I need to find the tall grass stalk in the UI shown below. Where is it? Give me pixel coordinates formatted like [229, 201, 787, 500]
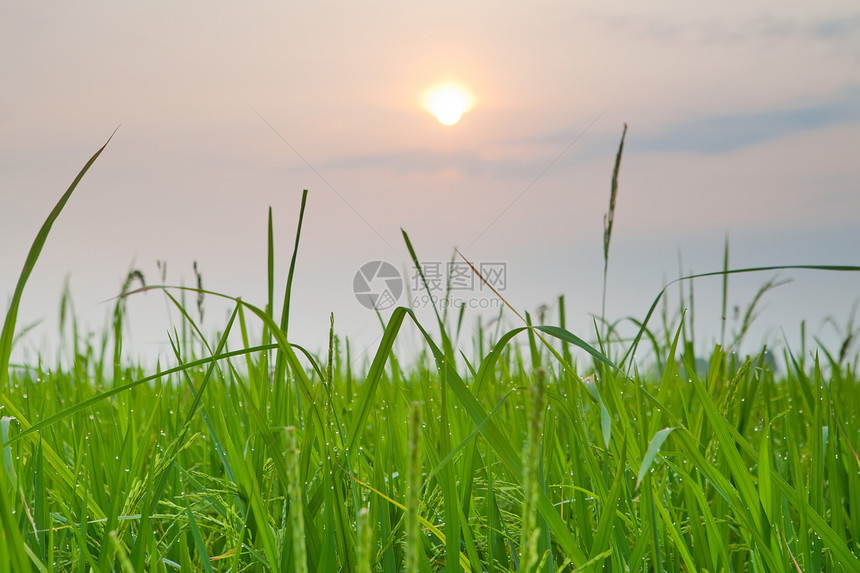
[721, 235, 730, 350]
[405, 401, 421, 573]
[287, 427, 308, 573]
[520, 370, 545, 573]
[356, 507, 373, 573]
[601, 123, 627, 344]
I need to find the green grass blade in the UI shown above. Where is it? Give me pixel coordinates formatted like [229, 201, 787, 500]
[636, 427, 675, 488]
[623, 264, 860, 367]
[0, 418, 18, 489]
[274, 189, 309, 388]
[344, 307, 407, 455]
[0, 453, 30, 573]
[1, 131, 115, 389]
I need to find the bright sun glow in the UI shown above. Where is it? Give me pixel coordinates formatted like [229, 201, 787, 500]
[423, 84, 473, 126]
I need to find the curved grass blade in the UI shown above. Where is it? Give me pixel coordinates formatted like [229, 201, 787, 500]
[1, 343, 271, 447]
[274, 189, 309, 386]
[636, 427, 676, 489]
[0, 451, 31, 572]
[623, 264, 860, 368]
[4, 282, 335, 449]
[1, 130, 116, 389]
[0, 417, 18, 489]
[344, 306, 407, 454]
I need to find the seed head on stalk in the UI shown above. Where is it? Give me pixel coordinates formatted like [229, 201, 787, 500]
[601, 123, 628, 342]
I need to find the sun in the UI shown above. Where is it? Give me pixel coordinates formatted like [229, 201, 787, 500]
[423, 83, 473, 126]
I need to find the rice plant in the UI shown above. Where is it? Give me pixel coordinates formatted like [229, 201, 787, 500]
[1, 134, 859, 572]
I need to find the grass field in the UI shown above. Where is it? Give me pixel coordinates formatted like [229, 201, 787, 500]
[1, 135, 859, 572]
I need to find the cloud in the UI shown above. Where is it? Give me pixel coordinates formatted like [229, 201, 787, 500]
[314, 90, 858, 178]
[758, 14, 860, 42]
[635, 94, 859, 154]
[317, 149, 547, 180]
[531, 89, 859, 157]
[589, 11, 860, 47]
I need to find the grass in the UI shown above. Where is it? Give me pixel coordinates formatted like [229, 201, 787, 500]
[1, 134, 860, 572]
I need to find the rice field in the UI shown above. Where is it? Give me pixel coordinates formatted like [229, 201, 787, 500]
[1, 135, 859, 572]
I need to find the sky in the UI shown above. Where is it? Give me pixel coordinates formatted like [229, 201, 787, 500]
[2, 1, 859, 370]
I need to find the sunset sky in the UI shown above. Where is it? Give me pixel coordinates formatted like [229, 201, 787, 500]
[3, 2, 859, 366]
